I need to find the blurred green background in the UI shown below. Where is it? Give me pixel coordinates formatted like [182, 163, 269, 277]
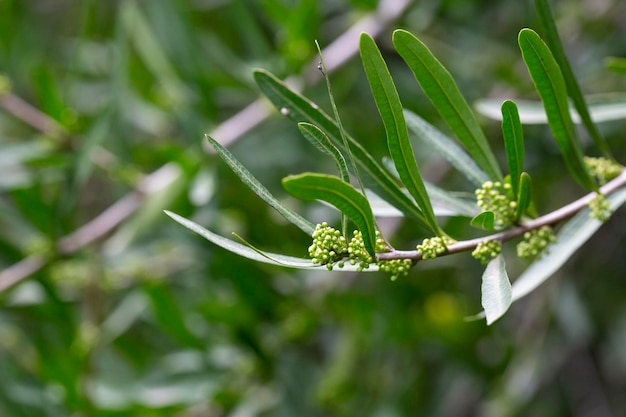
[1, 0, 626, 416]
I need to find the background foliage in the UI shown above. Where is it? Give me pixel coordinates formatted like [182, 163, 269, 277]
[2, 0, 626, 415]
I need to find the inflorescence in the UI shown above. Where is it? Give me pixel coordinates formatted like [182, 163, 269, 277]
[416, 236, 455, 260]
[472, 240, 502, 265]
[309, 223, 412, 279]
[475, 180, 517, 228]
[584, 156, 623, 185]
[588, 193, 612, 222]
[516, 225, 556, 259]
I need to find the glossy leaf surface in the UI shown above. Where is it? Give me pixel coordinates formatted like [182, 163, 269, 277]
[393, 29, 502, 181]
[501, 100, 524, 196]
[254, 69, 427, 224]
[359, 33, 439, 235]
[535, 0, 613, 158]
[481, 254, 512, 325]
[282, 173, 377, 257]
[518, 28, 598, 191]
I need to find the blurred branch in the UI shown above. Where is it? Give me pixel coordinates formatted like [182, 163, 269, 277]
[0, 92, 66, 138]
[377, 170, 626, 262]
[205, 0, 412, 149]
[0, 0, 412, 293]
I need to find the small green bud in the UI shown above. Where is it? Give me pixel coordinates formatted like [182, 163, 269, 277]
[416, 236, 455, 260]
[588, 193, 612, 222]
[584, 156, 623, 185]
[471, 240, 502, 265]
[378, 258, 413, 281]
[516, 226, 556, 259]
[475, 179, 517, 228]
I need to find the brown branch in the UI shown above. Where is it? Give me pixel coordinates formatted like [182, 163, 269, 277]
[376, 170, 626, 262]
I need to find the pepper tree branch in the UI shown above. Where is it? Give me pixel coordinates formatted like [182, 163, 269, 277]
[376, 169, 626, 262]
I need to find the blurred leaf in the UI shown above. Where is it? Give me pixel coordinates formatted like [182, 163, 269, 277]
[471, 211, 495, 230]
[282, 173, 377, 257]
[476, 94, 626, 124]
[518, 28, 598, 191]
[534, 0, 613, 159]
[393, 29, 502, 181]
[511, 187, 626, 303]
[253, 69, 427, 225]
[501, 100, 524, 196]
[206, 134, 315, 235]
[359, 33, 439, 236]
[605, 56, 626, 74]
[404, 110, 488, 187]
[515, 172, 532, 220]
[481, 254, 512, 325]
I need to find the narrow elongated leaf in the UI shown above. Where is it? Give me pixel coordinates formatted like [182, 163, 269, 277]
[518, 29, 598, 191]
[512, 188, 626, 302]
[298, 121, 350, 236]
[282, 173, 377, 257]
[393, 29, 502, 181]
[165, 211, 380, 272]
[298, 122, 349, 182]
[515, 172, 532, 220]
[316, 41, 365, 195]
[535, 0, 613, 159]
[359, 33, 440, 236]
[482, 254, 512, 325]
[471, 211, 495, 231]
[501, 100, 524, 196]
[404, 110, 488, 187]
[476, 94, 626, 124]
[205, 134, 315, 235]
[254, 69, 427, 225]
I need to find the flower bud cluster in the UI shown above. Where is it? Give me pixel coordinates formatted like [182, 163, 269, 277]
[345, 229, 388, 271]
[584, 156, 623, 185]
[378, 259, 413, 281]
[309, 223, 349, 270]
[309, 223, 391, 272]
[516, 226, 556, 259]
[475, 180, 517, 228]
[588, 193, 612, 222]
[416, 236, 455, 260]
[471, 240, 502, 265]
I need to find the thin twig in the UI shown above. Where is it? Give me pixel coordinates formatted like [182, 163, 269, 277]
[376, 170, 626, 262]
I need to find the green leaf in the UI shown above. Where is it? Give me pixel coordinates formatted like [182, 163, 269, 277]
[359, 33, 440, 236]
[481, 254, 512, 325]
[518, 28, 598, 191]
[205, 134, 315, 235]
[393, 29, 502, 181]
[515, 172, 532, 220]
[512, 187, 626, 302]
[471, 211, 495, 231]
[298, 122, 349, 182]
[405, 110, 488, 187]
[534, 0, 613, 159]
[606, 57, 626, 74]
[367, 186, 479, 218]
[253, 69, 427, 225]
[501, 100, 524, 196]
[315, 41, 364, 194]
[282, 173, 377, 257]
[165, 210, 378, 271]
[476, 94, 626, 124]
